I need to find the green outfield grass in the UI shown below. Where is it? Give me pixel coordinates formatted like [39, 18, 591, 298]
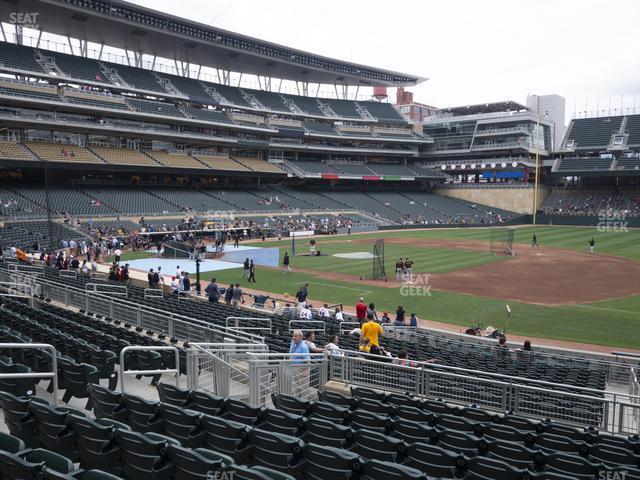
[193, 225, 640, 349]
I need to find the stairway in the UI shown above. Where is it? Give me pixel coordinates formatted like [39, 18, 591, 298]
[153, 72, 182, 96]
[354, 102, 375, 120]
[200, 83, 227, 104]
[240, 91, 265, 110]
[34, 51, 64, 76]
[99, 64, 129, 89]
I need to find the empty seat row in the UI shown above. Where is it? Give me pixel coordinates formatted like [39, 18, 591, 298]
[0, 389, 427, 480]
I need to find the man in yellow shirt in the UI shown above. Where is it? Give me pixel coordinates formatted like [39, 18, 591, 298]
[361, 313, 383, 347]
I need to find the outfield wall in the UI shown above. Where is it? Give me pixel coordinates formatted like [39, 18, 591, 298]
[435, 186, 549, 214]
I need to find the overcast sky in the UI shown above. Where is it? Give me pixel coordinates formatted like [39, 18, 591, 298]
[82, 0, 640, 117]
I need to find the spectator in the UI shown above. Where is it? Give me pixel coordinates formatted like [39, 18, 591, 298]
[304, 331, 323, 353]
[318, 304, 330, 317]
[355, 297, 367, 323]
[518, 339, 534, 362]
[334, 307, 344, 321]
[396, 351, 418, 367]
[148, 268, 155, 288]
[224, 284, 234, 305]
[361, 313, 383, 347]
[498, 336, 507, 347]
[358, 337, 371, 353]
[170, 276, 179, 294]
[395, 305, 406, 325]
[367, 303, 378, 322]
[182, 272, 191, 293]
[114, 246, 122, 264]
[253, 294, 269, 307]
[380, 311, 391, 324]
[409, 313, 418, 327]
[231, 283, 244, 307]
[289, 330, 310, 361]
[299, 304, 312, 320]
[324, 334, 342, 356]
[205, 277, 220, 303]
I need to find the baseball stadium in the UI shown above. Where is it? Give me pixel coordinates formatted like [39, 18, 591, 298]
[0, 1, 637, 479]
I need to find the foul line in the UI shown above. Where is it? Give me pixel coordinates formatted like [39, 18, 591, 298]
[571, 304, 639, 316]
[295, 281, 372, 295]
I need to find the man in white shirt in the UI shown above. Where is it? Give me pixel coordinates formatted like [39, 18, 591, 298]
[299, 305, 312, 320]
[318, 304, 330, 318]
[10, 244, 17, 258]
[114, 247, 122, 264]
[324, 334, 342, 356]
[334, 307, 344, 321]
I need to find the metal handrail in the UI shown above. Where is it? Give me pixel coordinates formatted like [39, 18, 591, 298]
[0, 343, 58, 406]
[4, 271, 264, 345]
[85, 283, 128, 296]
[119, 345, 180, 393]
[144, 288, 164, 299]
[0, 281, 36, 298]
[339, 350, 615, 399]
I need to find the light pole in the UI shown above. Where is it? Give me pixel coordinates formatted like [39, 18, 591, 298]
[532, 96, 541, 225]
[195, 257, 201, 295]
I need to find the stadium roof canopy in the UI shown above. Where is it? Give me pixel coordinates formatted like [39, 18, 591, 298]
[440, 101, 528, 115]
[1, 0, 426, 87]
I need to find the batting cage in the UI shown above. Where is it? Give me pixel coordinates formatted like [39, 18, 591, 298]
[372, 239, 387, 280]
[489, 227, 515, 257]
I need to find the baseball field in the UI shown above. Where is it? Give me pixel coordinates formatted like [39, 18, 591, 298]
[119, 225, 640, 349]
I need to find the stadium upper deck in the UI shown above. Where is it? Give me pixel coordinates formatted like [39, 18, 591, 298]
[0, 0, 425, 87]
[552, 114, 640, 177]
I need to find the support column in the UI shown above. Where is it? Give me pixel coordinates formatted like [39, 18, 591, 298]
[15, 25, 23, 45]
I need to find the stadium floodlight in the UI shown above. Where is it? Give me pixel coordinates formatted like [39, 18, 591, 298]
[471, 164, 476, 169]
[461, 164, 466, 169]
[450, 165, 456, 170]
[501, 162, 507, 168]
[480, 163, 486, 169]
[491, 162, 496, 168]
[512, 162, 518, 167]
[441, 165, 446, 170]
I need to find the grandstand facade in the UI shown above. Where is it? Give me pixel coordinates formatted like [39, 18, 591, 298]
[0, 0, 521, 235]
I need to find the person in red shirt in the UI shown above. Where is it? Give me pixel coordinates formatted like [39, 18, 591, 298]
[355, 297, 367, 324]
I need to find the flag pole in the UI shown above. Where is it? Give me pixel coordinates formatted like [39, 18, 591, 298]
[533, 96, 541, 225]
